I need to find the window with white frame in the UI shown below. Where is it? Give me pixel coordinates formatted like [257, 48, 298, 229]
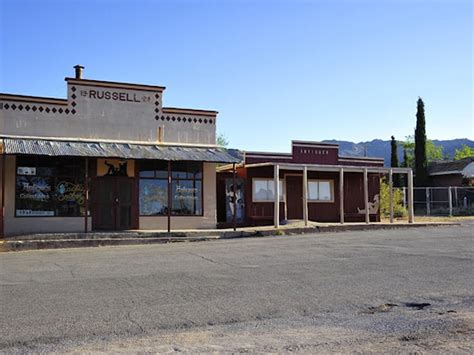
[308, 180, 334, 202]
[252, 179, 284, 202]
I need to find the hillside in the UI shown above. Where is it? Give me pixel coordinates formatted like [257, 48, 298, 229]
[322, 138, 474, 166]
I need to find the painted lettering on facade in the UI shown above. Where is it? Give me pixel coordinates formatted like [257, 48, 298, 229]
[81, 89, 151, 103]
[299, 148, 329, 155]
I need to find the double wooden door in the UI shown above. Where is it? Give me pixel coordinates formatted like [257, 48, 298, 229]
[92, 177, 137, 230]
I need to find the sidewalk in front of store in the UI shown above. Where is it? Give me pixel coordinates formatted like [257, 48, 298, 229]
[0, 219, 460, 252]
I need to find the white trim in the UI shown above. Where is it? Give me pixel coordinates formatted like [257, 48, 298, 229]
[307, 179, 335, 203]
[241, 162, 412, 174]
[339, 156, 384, 161]
[252, 177, 285, 203]
[339, 159, 384, 165]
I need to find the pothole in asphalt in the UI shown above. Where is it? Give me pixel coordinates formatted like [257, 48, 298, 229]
[404, 302, 431, 310]
[399, 334, 419, 342]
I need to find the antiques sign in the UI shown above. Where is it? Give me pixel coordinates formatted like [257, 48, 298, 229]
[81, 89, 152, 103]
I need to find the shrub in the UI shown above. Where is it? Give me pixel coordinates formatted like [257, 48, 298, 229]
[380, 179, 408, 218]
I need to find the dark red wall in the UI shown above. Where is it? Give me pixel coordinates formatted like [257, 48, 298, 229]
[217, 167, 382, 225]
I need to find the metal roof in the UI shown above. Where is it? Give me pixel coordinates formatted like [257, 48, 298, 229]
[1, 138, 242, 163]
[428, 157, 474, 176]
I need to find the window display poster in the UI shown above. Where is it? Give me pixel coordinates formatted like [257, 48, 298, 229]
[226, 178, 245, 223]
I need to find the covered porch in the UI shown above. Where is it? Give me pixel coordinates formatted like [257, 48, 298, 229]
[219, 162, 414, 229]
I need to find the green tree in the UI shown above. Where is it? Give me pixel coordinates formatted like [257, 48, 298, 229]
[217, 133, 229, 147]
[390, 136, 401, 186]
[403, 136, 443, 167]
[414, 97, 428, 186]
[454, 144, 474, 160]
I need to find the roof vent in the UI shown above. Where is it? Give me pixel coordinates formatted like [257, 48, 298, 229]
[73, 65, 84, 79]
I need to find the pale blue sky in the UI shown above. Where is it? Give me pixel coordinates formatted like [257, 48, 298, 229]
[1, 0, 472, 152]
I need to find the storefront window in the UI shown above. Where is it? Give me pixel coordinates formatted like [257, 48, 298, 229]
[252, 179, 284, 202]
[308, 180, 334, 202]
[171, 162, 202, 215]
[139, 161, 168, 215]
[139, 161, 203, 216]
[15, 156, 85, 217]
[139, 179, 168, 215]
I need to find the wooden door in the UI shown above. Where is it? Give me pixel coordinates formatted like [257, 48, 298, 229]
[92, 177, 136, 230]
[286, 175, 303, 219]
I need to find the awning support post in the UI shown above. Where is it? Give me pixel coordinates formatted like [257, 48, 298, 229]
[1, 153, 5, 238]
[363, 168, 369, 224]
[448, 186, 453, 217]
[274, 164, 279, 229]
[408, 169, 415, 223]
[84, 157, 89, 233]
[389, 168, 394, 224]
[339, 167, 344, 224]
[426, 187, 430, 216]
[232, 163, 237, 231]
[168, 160, 172, 233]
[303, 165, 308, 227]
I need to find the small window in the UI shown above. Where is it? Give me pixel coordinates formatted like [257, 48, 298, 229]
[308, 180, 334, 202]
[252, 178, 284, 202]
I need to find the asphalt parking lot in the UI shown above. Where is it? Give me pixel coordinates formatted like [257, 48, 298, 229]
[1, 223, 473, 353]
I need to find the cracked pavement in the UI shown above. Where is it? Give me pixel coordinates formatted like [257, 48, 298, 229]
[0, 223, 473, 353]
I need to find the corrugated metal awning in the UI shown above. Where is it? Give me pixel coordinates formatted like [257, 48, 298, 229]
[1, 138, 242, 163]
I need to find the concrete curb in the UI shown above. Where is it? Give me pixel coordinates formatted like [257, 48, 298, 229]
[0, 222, 459, 252]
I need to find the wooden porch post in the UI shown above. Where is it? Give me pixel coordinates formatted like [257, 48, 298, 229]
[363, 168, 369, 224]
[425, 187, 430, 216]
[167, 160, 172, 233]
[408, 169, 415, 223]
[448, 186, 453, 217]
[303, 166, 308, 226]
[274, 164, 279, 229]
[232, 163, 237, 231]
[84, 158, 89, 233]
[389, 168, 394, 224]
[339, 167, 344, 224]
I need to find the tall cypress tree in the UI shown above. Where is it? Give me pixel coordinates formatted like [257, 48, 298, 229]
[390, 136, 400, 186]
[414, 97, 428, 186]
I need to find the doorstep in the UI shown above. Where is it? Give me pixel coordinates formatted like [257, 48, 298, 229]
[0, 222, 458, 252]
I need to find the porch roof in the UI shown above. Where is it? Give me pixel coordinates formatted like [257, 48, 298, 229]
[218, 161, 412, 174]
[0, 136, 243, 163]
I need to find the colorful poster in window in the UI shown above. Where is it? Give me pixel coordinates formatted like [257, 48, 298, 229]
[55, 181, 85, 205]
[17, 176, 52, 202]
[226, 178, 245, 223]
[139, 179, 168, 215]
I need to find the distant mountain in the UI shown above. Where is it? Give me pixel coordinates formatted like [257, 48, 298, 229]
[322, 138, 474, 167]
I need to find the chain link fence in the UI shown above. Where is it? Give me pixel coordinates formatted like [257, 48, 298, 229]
[405, 186, 474, 216]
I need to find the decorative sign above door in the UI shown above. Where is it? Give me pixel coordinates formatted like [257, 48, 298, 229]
[97, 159, 135, 177]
